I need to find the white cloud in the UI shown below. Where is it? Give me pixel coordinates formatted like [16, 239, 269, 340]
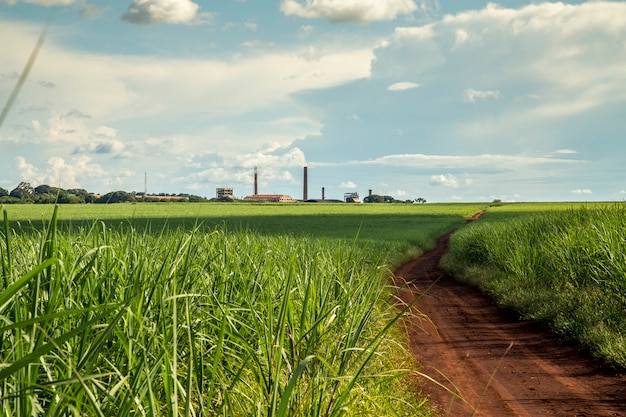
[430, 174, 458, 187]
[571, 188, 593, 195]
[178, 147, 307, 192]
[121, 0, 210, 25]
[0, 19, 371, 152]
[15, 155, 107, 189]
[463, 88, 500, 103]
[429, 173, 472, 188]
[340, 181, 357, 189]
[362, 153, 582, 170]
[280, 0, 418, 23]
[454, 28, 469, 48]
[387, 81, 421, 91]
[554, 149, 578, 155]
[229, 147, 306, 169]
[241, 40, 276, 48]
[375, 1, 626, 122]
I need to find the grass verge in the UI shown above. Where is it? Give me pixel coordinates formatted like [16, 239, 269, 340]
[441, 203, 626, 367]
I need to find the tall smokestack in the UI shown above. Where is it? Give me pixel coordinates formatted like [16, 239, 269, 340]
[322, 187, 325, 200]
[303, 166, 308, 201]
[254, 166, 258, 195]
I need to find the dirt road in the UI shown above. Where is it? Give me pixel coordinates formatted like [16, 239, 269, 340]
[394, 225, 626, 417]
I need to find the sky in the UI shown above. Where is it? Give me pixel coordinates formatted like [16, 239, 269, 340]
[1, 0, 625, 202]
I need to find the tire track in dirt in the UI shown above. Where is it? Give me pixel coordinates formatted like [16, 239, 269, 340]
[394, 217, 626, 417]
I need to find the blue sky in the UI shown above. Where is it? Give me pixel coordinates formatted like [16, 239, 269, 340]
[1, 0, 625, 202]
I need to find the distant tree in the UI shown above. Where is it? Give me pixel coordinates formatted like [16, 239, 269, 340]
[34, 194, 57, 204]
[67, 188, 97, 203]
[96, 191, 136, 204]
[0, 187, 8, 197]
[363, 194, 383, 203]
[414, 197, 427, 204]
[0, 196, 21, 204]
[34, 184, 56, 195]
[187, 194, 208, 202]
[10, 182, 34, 201]
[363, 194, 395, 203]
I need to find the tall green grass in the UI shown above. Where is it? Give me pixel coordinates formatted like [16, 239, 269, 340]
[442, 204, 626, 367]
[0, 206, 428, 416]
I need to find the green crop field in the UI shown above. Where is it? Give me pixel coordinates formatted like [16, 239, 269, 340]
[3, 202, 486, 266]
[0, 202, 486, 416]
[443, 202, 626, 367]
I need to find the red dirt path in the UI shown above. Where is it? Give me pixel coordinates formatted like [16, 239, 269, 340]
[394, 215, 626, 417]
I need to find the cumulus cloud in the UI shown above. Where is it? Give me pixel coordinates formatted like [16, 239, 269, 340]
[15, 155, 106, 189]
[571, 188, 592, 195]
[178, 147, 307, 192]
[229, 147, 306, 169]
[280, 0, 418, 23]
[340, 181, 357, 188]
[429, 173, 472, 188]
[374, 1, 626, 121]
[121, 0, 210, 25]
[0, 18, 370, 149]
[387, 81, 421, 91]
[463, 88, 500, 103]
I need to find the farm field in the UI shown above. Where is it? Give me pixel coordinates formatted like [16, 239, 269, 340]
[3, 202, 486, 264]
[0, 202, 486, 416]
[443, 202, 626, 367]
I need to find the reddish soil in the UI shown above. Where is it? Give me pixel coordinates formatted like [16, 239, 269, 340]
[394, 215, 626, 417]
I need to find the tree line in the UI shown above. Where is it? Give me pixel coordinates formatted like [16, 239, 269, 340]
[363, 194, 427, 204]
[0, 182, 208, 204]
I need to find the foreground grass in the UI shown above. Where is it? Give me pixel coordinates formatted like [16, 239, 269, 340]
[1, 203, 488, 416]
[442, 203, 626, 367]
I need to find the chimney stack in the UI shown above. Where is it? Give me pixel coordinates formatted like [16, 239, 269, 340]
[254, 166, 258, 195]
[303, 166, 308, 201]
[322, 187, 325, 200]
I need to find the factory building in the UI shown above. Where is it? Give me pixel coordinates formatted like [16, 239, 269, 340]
[216, 187, 235, 200]
[243, 166, 295, 202]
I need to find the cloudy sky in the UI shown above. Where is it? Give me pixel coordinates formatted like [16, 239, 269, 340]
[1, 0, 625, 202]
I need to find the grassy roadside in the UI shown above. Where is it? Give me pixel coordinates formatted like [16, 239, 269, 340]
[0, 203, 487, 415]
[441, 203, 626, 367]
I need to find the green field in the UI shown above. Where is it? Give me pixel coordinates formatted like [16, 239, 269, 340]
[443, 202, 626, 367]
[3, 202, 485, 265]
[0, 202, 486, 416]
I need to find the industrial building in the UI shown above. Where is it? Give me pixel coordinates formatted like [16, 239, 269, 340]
[243, 194, 295, 202]
[243, 166, 295, 202]
[216, 187, 235, 200]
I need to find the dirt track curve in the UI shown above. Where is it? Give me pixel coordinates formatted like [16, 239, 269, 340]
[394, 214, 626, 417]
